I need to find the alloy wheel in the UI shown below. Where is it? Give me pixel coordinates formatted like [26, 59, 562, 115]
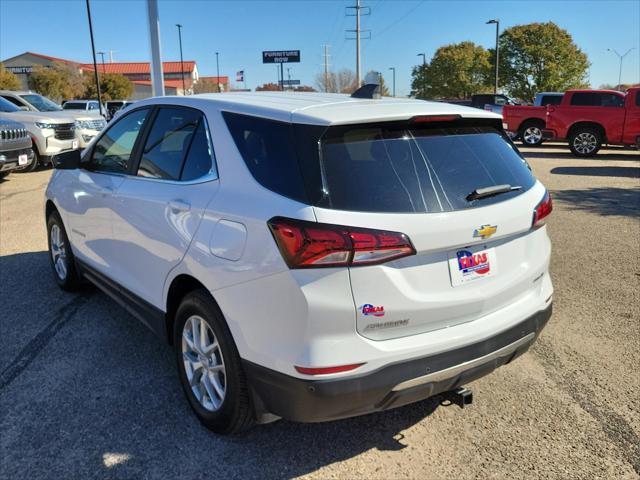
[50, 224, 68, 280]
[181, 315, 226, 412]
[573, 132, 597, 154]
[523, 126, 542, 145]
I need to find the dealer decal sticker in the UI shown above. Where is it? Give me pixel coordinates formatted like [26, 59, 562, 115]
[449, 247, 497, 286]
[361, 304, 385, 317]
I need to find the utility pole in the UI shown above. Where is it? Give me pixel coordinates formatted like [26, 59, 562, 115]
[347, 0, 370, 87]
[97, 51, 106, 73]
[322, 45, 331, 92]
[388, 67, 396, 97]
[215, 52, 220, 92]
[607, 48, 636, 90]
[486, 19, 499, 94]
[176, 24, 186, 94]
[109, 50, 115, 63]
[146, 0, 165, 96]
[85, 0, 103, 111]
[287, 67, 291, 91]
[417, 52, 426, 99]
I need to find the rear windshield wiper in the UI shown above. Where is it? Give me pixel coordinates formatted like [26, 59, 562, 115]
[466, 184, 521, 202]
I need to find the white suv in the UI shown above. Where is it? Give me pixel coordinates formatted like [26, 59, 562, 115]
[45, 90, 553, 434]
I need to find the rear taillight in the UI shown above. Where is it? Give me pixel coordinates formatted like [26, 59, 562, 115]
[532, 191, 553, 228]
[268, 217, 416, 268]
[294, 363, 365, 375]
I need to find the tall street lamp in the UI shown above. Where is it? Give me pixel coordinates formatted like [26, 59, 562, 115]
[388, 67, 396, 97]
[486, 19, 500, 94]
[215, 52, 220, 92]
[607, 48, 636, 90]
[85, 0, 102, 114]
[417, 53, 426, 99]
[176, 24, 186, 94]
[97, 51, 106, 74]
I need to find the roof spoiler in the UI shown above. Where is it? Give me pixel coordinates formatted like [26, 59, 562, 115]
[351, 71, 381, 99]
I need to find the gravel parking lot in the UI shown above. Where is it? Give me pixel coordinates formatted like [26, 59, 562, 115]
[1, 146, 639, 479]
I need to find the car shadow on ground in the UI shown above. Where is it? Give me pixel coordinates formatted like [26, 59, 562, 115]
[523, 151, 638, 161]
[0, 250, 449, 479]
[551, 166, 640, 178]
[552, 187, 640, 218]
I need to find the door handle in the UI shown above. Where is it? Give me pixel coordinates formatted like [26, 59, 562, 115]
[169, 199, 191, 213]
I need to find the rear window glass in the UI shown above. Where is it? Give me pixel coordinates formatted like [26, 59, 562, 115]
[317, 124, 534, 213]
[223, 113, 534, 213]
[540, 95, 562, 106]
[63, 102, 85, 109]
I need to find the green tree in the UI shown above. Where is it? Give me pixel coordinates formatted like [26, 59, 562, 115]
[83, 73, 133, 101]
[497, 22, 590, 101]
[410, 42, 492, 99]
[0, 63, 21, 90]
[29, 62, 85, 101]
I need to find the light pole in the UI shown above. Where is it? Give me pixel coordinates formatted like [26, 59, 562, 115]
[417, 53, 426, 99]
[176, 24, 186, 94]
[85, 0, 102, 113]
[215, 52, 220, 92]
[97, 51, 106, 74]
[388, 67, 396, 97]
[607, 48, 636, 90]
[486, 19, 499, 94]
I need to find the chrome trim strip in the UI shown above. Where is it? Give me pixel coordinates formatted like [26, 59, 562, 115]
[391, 332, 535, 392]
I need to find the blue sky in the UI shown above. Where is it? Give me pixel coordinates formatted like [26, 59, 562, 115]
[1, 0, 639, 96]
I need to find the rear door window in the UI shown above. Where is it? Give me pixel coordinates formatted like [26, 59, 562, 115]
[571, 92, 624, 107]
[137, 107, 200, 180]
[540, 95, 562, 106]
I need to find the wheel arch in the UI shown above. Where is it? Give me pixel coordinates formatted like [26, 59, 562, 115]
[45, 199, 58, 220]
[567, 122, 606, 142]
[165, 274, 212, 345]
[519, 117, 546, 131]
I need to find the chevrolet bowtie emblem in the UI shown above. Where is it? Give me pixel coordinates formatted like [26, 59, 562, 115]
[473, 224, 497, 239]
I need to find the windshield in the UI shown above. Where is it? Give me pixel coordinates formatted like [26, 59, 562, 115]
[21, 94, 62, 112]
[0, 96, 20, 113]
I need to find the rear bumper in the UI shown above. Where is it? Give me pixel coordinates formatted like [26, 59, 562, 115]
[244, 303, 552, 423]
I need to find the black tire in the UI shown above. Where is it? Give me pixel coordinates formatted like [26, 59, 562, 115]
[569, 127, 602, 157]
[0, 172, 8, 180]
[519, 121, 545, 147]
[47, 210, 81, 291]
[174, 289, 255, 434]
[17, 150, 39, 173]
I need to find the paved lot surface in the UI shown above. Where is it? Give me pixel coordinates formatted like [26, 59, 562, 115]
[1, 145, 639, 479]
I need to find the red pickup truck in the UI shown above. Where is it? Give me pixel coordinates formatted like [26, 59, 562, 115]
[502, 93, 564, 146]
[543, 88, 640, 157]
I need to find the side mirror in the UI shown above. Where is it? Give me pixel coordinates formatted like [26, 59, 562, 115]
[52, 149, 81, 169]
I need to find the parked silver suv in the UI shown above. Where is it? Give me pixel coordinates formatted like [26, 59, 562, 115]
[0, 117, 34, 178]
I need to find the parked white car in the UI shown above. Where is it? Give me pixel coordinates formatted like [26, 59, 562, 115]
[0, 91, 107, 149]
[45, 89, 553, 434]
[0, 96, 77, 172]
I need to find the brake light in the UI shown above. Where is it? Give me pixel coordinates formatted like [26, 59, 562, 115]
[268, 217, 416, 268]
[532, 191, 553, 228]
[295, 363, 365, 375]
[410, 114, 461, 123]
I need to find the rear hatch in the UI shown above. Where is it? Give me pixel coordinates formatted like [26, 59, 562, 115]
[308, 117, 550, 340]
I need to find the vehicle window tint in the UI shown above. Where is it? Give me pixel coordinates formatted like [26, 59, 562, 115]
[636, 93, 640, 107]
[1, 95, 24, 107]
[540, 95, 562, 106]
[222, 112, 308, 202]
[571, 92, 624, 107]
[89, 108, 149, 174]
[316, 124, 535, 213]
[181, 118, 216, 181]
[137, 107, 200, 180]
[63, 102, 84, 109]
[601, 93, 624, 107]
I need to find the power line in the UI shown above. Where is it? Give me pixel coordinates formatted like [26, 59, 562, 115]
[322, 44, 331, 92]
[372, 0, 425, 40]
